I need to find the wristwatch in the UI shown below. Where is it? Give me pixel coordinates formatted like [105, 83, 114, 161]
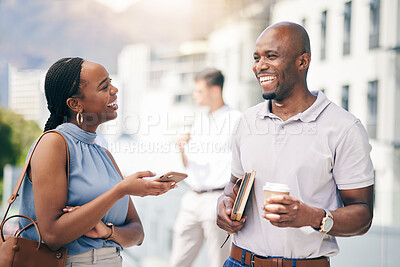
[104, 223, 114, 241]
[319, 209, 334, 233]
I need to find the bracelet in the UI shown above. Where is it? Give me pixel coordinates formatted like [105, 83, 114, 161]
[104, 223, 114, 241]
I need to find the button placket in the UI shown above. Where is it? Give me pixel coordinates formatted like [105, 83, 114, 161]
[274, 123, 286, 144]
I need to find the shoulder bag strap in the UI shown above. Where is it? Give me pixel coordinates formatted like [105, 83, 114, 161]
[1, 130, 70, 223]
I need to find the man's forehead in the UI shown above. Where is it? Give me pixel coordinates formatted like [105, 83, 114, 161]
[255, 32, 282, 50]
[259, 25, 288, 41]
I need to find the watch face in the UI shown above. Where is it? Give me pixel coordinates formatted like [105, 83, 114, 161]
[323, 218, 334, 231]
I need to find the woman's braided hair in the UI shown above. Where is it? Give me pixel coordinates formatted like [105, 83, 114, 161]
[44, 57, 84, 132]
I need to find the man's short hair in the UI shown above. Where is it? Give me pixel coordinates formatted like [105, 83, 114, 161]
[195, 68, 224, 91]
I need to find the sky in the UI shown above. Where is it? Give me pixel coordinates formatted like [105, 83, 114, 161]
[93, 0, 138, 12]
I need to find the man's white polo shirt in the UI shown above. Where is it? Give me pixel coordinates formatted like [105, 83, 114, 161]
[231, 91, 374, 259]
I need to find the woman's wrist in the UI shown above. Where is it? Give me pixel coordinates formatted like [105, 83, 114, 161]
[114, 181, 128, 198]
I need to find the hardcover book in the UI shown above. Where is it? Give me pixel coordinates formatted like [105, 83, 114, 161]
[230, 170, 256, 221]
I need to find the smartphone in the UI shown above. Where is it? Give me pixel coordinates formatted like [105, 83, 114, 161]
[154, 171, 188, 183]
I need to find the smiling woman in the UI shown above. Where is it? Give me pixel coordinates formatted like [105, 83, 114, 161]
[17, 57, 177, 266]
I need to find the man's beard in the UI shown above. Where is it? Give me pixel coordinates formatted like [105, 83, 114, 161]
[262, 92, 276, 100]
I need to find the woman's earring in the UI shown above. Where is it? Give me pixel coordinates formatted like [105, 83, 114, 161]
[76, 112, 84, 125]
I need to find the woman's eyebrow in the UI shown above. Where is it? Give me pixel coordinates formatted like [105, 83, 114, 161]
[97, 77, 108, 88]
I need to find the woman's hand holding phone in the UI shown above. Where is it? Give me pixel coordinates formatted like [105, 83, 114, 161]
[154, 171, 188, 183]
[121, 171, 176, 197]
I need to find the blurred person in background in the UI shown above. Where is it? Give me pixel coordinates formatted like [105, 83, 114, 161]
[216, 21, 374, 267]
[18, 57, 176, 267]
[169, 68, 242, 267]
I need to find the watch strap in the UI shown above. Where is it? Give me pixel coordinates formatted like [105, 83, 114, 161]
[323, 208, 333, 219]
[104, 223, 114, 241]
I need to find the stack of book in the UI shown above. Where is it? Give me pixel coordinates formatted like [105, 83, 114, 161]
[230, 170, 256, 221]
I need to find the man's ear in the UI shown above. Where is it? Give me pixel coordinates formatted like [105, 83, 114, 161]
[66, 97, 82, 113]
[298, 53, 311, 72]
[210, 85, 222, 96]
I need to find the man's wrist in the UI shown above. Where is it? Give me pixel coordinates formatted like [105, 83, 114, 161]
[311, 208, 326, 230]
[230, 176, 238, 183]
[224, 188, 237, 201]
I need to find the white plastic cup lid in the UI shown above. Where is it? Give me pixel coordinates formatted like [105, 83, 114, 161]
[263, 182, 290, 193]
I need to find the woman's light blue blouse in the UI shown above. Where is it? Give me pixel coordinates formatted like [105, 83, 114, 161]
[19, 123, 129, 255]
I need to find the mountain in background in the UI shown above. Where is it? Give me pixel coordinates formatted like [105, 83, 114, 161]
[0, 0, 225, 73]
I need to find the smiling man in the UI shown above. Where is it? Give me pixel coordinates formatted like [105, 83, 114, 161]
[216, 21, 374, 267]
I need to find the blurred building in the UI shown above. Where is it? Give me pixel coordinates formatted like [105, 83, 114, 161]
[115, 1, 274, 140]
[0, 60, 9, 108]
[116, 1, 275, 266]
[8, 67, 48, 127]
[116, 41, 207, 141]
[116, 44, 150, 137]
[271, 0, 400, 227]
[207, 0, 273, 110]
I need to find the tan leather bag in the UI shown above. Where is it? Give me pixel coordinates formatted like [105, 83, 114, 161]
[0, 130, 69, 267]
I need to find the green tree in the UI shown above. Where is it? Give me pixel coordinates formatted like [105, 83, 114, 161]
[0, 121, 16, 172]
[0, 107, 42, 203]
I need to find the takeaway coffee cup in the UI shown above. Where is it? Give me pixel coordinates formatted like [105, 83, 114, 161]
[263, 182, 290, 205]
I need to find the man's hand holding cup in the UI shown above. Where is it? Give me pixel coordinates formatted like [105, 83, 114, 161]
[262, 182, 291, 224]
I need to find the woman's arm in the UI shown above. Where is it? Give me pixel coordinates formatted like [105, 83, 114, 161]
[30, 133, 174, 251]
[106, 198, 144, 247]
[63, 198, 144, 248]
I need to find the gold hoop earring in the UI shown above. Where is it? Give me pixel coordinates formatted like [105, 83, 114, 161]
[76, 112, 84, 125]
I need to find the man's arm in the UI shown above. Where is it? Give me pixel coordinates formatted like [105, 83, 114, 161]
[324, 185, 373, 236]
[262, 185, 374, 236]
